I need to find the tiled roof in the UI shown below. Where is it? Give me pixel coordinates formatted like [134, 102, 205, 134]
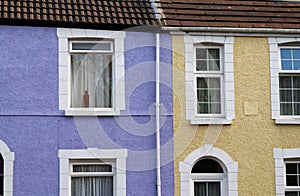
[0, 0, 158, 29]
[158, 0, 300, 29]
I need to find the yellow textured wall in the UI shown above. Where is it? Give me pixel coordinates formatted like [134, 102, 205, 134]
[172, 36, 300, 195]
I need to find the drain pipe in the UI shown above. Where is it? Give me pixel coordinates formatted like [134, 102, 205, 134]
[155, 31, 162, 196]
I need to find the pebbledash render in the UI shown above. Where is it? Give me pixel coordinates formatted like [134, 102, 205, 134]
[0, 25, 173, 195]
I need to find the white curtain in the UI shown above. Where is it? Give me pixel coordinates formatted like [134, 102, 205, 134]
[71, 54, 112, 108]
[71, 176, 113, 196]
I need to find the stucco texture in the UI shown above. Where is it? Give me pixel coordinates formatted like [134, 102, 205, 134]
[173, 35, 300, 195]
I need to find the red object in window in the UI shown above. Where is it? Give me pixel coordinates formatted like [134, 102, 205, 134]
[84, 91, 89, 107]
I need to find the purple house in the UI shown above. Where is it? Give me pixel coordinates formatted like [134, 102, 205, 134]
[0, 1, 173, 196]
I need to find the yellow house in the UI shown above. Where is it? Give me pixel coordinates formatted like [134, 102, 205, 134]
[158, 0, 300, 195]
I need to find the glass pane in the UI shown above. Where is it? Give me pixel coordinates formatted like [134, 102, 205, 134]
[294, 103, 300, 115]
[210, 103, 221, 114]
[294, 77, 300, 88]
[286, 163, 298, 174]
[196, 49, 206, 59]
[72, 42, 112, 51]
[196, 60, 207, 71]
[280, 76, 292, 88]
[198, 103, 209, 114]
[209, 90, 221, 102]
[281, 49, 292, 59]
[294, 90, 300, 102]
[197, 78, 208, 88]
[73, 165, 112, 173]
[71, 176, 113, 196]
[208, 49, 219, 60]
[280, 90, 292, 102]
[287, 175, 298, 186]
[71, 54, 112, 108]
[285, 191, 300, 196]
[197, 90, 209, 102]
[208, 182, 221, 196]
[294, 60, 300, 70]
[209, 78, 220, 88]
[281, 103, 293, 115]
[285, 192, 299, 196]
[208, 60, 220, 71]
[293, 49, 300, 59]
[282, 60, 293, 70]
[194, 182, 206, 196]
[192, 159, 224, 173]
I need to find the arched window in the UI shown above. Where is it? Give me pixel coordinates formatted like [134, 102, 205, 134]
[179, 145, 238, 196]
[191, 158, 226, 196]
[0, 154, 3, 196]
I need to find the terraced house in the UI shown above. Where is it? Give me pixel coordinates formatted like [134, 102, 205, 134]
[0, 0, 300, 196]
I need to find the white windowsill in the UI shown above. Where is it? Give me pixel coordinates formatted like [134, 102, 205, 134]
[65, 108, 121, 116]
[275, 118, 300, 124]
[191, 118, 233, 125]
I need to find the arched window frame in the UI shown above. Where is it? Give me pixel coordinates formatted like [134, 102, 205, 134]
[0, 140, 15, 196]
[179, 144, 238, 196]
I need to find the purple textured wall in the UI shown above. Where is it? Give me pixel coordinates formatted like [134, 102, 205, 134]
[0, 26, 173, 196]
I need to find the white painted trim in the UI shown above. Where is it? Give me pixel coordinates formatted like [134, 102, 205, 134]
[0, 140, 15, 196]
[273, 148, 300, 196]
[58, 148, 127, 196]
[57, 28, 126, 116]
[179, 144, 238, 196]
[269, 38, 300, 124]
[184, 35, 235, 124]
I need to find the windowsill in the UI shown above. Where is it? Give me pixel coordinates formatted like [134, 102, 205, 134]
[190, 118, 233, 125]
[65, 108, 121, 116]
[275, 117, 300, 124]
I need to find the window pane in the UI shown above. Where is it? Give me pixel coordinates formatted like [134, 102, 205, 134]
[71, 176, 113, 196]
[208, 60, 220, 71]
[287, 175, 298, 186]
[196, 60, 207, 71]
[294, 104, 300, 115]
[281, 103, 293, 115]
[286, 163, 298, 174]
[280, 90, 292, 102]
[194, 182, 206, 196]
[73, 165, 112, 173]
[294, 77, 300, 88]
[293, 49, 300, 59]
[208, 49, 219, 60]
[196, 49, 206, 59]
[294, 91, 300, 102]
[281, 49, 292, 59]
[192, 159, 224, 173]
[209, 90, 221, 102]
[71, 54, 112, 108]
[198, 103, 209, 114]
[208, 182, 221, 196]
[197, 78, 208, 88]
[210, 103, 221, 114]
[294, 60, 300, 70]
[72, 42, 112, 51]
[280, 76, 292, 88]
[197, 90, 208, 102]
[209, 78, 220, 88]
[285, 192, 299, 196]
[282, 60, 293, 70]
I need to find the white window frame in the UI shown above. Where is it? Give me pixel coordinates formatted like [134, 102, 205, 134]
[0, 140, 14, 196]
[284, 160, 300, 193]
[57, 28, 126, 116]
[269, 38, 300, 124]
[179, 144, 238, 196]
[184, 35, 235, 124]
[58, 148, 127, 196]
[273, 148, 300, 195]
[194, 46, 225, 118]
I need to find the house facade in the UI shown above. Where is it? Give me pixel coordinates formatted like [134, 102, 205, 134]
[0, 1, 174, 196]
[157, 0, 300, 195]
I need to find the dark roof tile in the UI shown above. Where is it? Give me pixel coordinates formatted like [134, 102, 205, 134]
[0, 0, 158, 29]
[159, 0, 300, 29]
